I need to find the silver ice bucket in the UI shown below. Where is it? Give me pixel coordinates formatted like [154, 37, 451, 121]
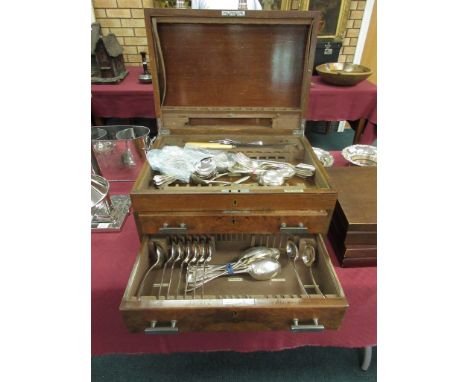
[91, 125, 151, 182]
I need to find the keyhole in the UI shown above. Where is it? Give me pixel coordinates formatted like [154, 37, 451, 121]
[232, 218, 236, 225]
[233, 200, 238, 207]
[232, 311, 238, 318]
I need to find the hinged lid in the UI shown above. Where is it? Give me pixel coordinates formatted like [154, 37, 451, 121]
[145, 9, 321, 135]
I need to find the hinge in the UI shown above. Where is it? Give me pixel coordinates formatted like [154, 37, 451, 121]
[156, 118, 170, 136]
[293, 119, 306, 136]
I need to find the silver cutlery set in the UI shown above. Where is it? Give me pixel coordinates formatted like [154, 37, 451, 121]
[153, 149, 316, 188]
[138, 235, 325, 299]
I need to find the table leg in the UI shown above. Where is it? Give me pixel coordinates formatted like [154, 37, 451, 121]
[353, 118, 367, 144]
[361, 346, 372, 371]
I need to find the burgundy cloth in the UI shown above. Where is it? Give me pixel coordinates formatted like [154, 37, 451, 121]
[307, 76, 377, 124]
[92, 68, 156, 118]
[359, 121, 377, 145]
[308, 76, 377, 145]
[92, 152, 376, 355]
[91, 68, 377, 143]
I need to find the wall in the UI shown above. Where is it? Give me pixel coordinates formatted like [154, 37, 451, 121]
[339, 0, 366, 64]
[92, 0, 366, 66]
[93, 0, 153, 66]
[360, 0, 376, 83]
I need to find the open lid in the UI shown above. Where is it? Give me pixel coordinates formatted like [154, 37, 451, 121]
[145, 9, 321, 135]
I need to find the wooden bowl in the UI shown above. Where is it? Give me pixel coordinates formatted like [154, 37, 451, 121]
[316, 63, 372, 86]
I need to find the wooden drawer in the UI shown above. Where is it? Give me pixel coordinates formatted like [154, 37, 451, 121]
[120, 233, 348, 333]
[131, 136, 337, 215]
[135, 210, 332, 236]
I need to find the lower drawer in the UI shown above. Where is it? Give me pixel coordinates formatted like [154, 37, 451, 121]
[120, 233, 348, 333]
[135, 210, 331, 236]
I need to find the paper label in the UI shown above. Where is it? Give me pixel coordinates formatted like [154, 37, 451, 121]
[221, 10, 245, 16]
[222, 298, 255, 306]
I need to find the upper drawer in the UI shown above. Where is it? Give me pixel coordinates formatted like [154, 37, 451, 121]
[120, 233, 348, 333]
[131, 135, 337, 214]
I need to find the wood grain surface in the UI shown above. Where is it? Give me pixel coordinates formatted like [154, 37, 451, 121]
[327, 166, 377, 230]
[327, 166, 377, 267]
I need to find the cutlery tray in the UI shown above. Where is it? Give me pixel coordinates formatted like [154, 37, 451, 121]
[120, 233, 348, 333]
[132, 135, 337, 235]
[134, 134, 328, 193]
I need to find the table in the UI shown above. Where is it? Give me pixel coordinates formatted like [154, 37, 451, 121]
[91, 67, 155, 121]
[307, 77, 377, 145]
[91, 152, 376, 358]
[91, 67, 377, 144]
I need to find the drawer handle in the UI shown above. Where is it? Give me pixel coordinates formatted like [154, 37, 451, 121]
[144, 320, 179, 334]
[290, 318, 324, 333]
[159, 223, 188, 234]
[280, 223, 308, 234]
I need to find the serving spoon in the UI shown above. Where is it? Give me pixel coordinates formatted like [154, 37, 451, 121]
[286, 241, 309, 296]
[301, 244, 324, 298]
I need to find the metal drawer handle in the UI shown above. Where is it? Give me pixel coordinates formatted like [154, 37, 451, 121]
[144, 320, 179, 335]
[290, 318, 325, 333]
[159, 223, 188, 234]
[280, 223, 308, 234]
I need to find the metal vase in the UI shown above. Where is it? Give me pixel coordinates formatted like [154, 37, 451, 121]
[91, 125, 151, 182]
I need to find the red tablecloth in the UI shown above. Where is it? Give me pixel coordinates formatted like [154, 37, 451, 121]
[92, 68, 156, 119]
[91, 67, 377, 144]
[91, 152, 376, 355]
[307, 77, 377, 124]
[307, 77, 377, 145]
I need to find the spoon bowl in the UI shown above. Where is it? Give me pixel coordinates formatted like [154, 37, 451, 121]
[301, 245, 316, 267]
[246, 259, 281, 281]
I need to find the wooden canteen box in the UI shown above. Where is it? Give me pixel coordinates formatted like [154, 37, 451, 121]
[121, 9, 348, 334]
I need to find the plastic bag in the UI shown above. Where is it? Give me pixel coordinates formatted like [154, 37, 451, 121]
[146, 146, 232, 182]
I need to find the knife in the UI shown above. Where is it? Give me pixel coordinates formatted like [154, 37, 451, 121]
[185, 141, 295, 150]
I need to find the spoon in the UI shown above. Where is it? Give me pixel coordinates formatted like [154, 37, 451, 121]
[137, 243, 165, 298]
[201, 238, 214, 299]
[238, 247, 280, 266]
[202, 247, 279, 276]
[158, 240, 177, 298]
[153, 174, 176, 188]
[301, 245, 325, 298]
[188, 246, 280, 285]
[286, 241, 309, 296]
[184, 240, 199, 299]
[187, 259, 281, 290]
[258, 170, 285, 186]
[241, 258, 281, 280]
[190, 239, 200, 298]
[166, 240, 184, 298]
[176, 237, 192, 299]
